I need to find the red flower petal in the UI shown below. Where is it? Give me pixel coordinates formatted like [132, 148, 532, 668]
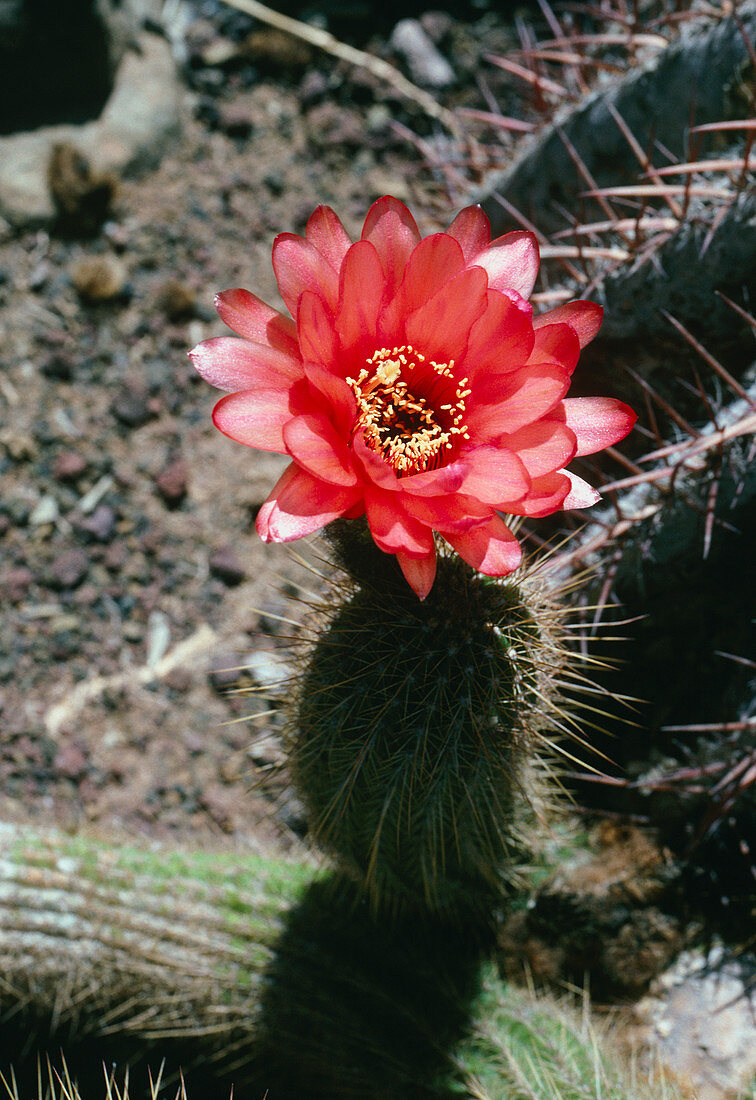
[534, 299, 603, 349]
[528, 322, 581, 373]
[442, 513, 522, 576]
[361, 196, 421, 298]
[404, 265, 489, 363]
[396, 549, 437, 600]
[364, 489, 435, 556]
[561, 397, 637, 455]
[272, 233, 339, 317]
[305, 205, 352, 270]
[283, 413, 358, 486]
[464, 289, 535, 381]
[189, 336, 303, 392]
[399, 491, 490, 533]
[256, 463, 362, 542]
[506, 472, 571, 517]
[212, 386, 303, 451]
[335, 240, 386, 358]
[304, 363, 357, 436]
[467, 363, 570, 438]
[500, 418, 577, 478]
[456, 445, 530, 505]
[472, 231, 540, 299]
[297, 290, 338, 367]
[445, 205, 491, 261]
[381, 233, 466, 336]
[563, 471, 601, 509]
[214, 289, 299, 356]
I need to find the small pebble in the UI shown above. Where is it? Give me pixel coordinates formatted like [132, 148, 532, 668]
[209, 652, 242, 691]
[156, 459, 188, 506]
[209, 545, 246, 586]
[29, 496, 59, 526]
[53, 451, 87, 481]
[70, 255, 128, 302]
[103, 541, 129, 572]
[46, 548, 89, 590]
[217, 102, 255, 138]
[73, 503, 117, 543]
[111, 384, 151, 427]
[157, 278, 197, 321]
[3, 566, 35, 603]
[55, 742, 88, 780]
[389, 18, 455, 88]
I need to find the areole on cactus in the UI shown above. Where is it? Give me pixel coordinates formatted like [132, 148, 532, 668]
[189, 196, 636, 598]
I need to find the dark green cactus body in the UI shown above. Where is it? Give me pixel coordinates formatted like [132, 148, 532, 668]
[291, 521, 557, 920]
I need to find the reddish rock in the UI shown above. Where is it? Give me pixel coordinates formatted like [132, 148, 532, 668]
[55, 742, 89, 780]
[53, 450, 88, 481]
[156, 459, 188, 506]
[3, 566, 34, 603]
[103, 541, 129, 572]
[46, 548, 89, 590]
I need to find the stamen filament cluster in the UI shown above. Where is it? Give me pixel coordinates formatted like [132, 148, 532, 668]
[347, 345, 470, 476]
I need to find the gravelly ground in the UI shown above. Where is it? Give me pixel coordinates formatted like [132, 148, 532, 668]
[0, 3, 523, 850]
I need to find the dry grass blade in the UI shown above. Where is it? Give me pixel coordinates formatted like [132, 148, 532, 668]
[533, 32, 669, 49]
[514, 47, 624, 72]
[216, 0, 462, 138]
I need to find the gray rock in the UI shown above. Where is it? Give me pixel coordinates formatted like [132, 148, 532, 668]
[208, 546, 246, 586]
[111, 384, 150, 427]
[0, 32, 182, 228]
[208, 653, 242, 691]
[389, 18, 455, 89]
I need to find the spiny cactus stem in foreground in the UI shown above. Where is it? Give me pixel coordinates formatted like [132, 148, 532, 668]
[287, 519, 573, 921]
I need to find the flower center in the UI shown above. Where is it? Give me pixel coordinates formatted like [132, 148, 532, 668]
[347, 346, 470, 476]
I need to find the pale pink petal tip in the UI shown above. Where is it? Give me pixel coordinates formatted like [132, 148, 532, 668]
[473, 230, 540, 300]
[562, 471, 601, 509]
[562, 397, 637, 456]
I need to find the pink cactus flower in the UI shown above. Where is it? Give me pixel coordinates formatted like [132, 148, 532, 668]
[190, 197, 636, 598]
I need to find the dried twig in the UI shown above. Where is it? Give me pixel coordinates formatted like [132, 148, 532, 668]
[218, 0, 463, 138]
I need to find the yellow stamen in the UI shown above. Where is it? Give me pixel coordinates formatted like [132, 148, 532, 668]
[346, 346, 470, 476]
